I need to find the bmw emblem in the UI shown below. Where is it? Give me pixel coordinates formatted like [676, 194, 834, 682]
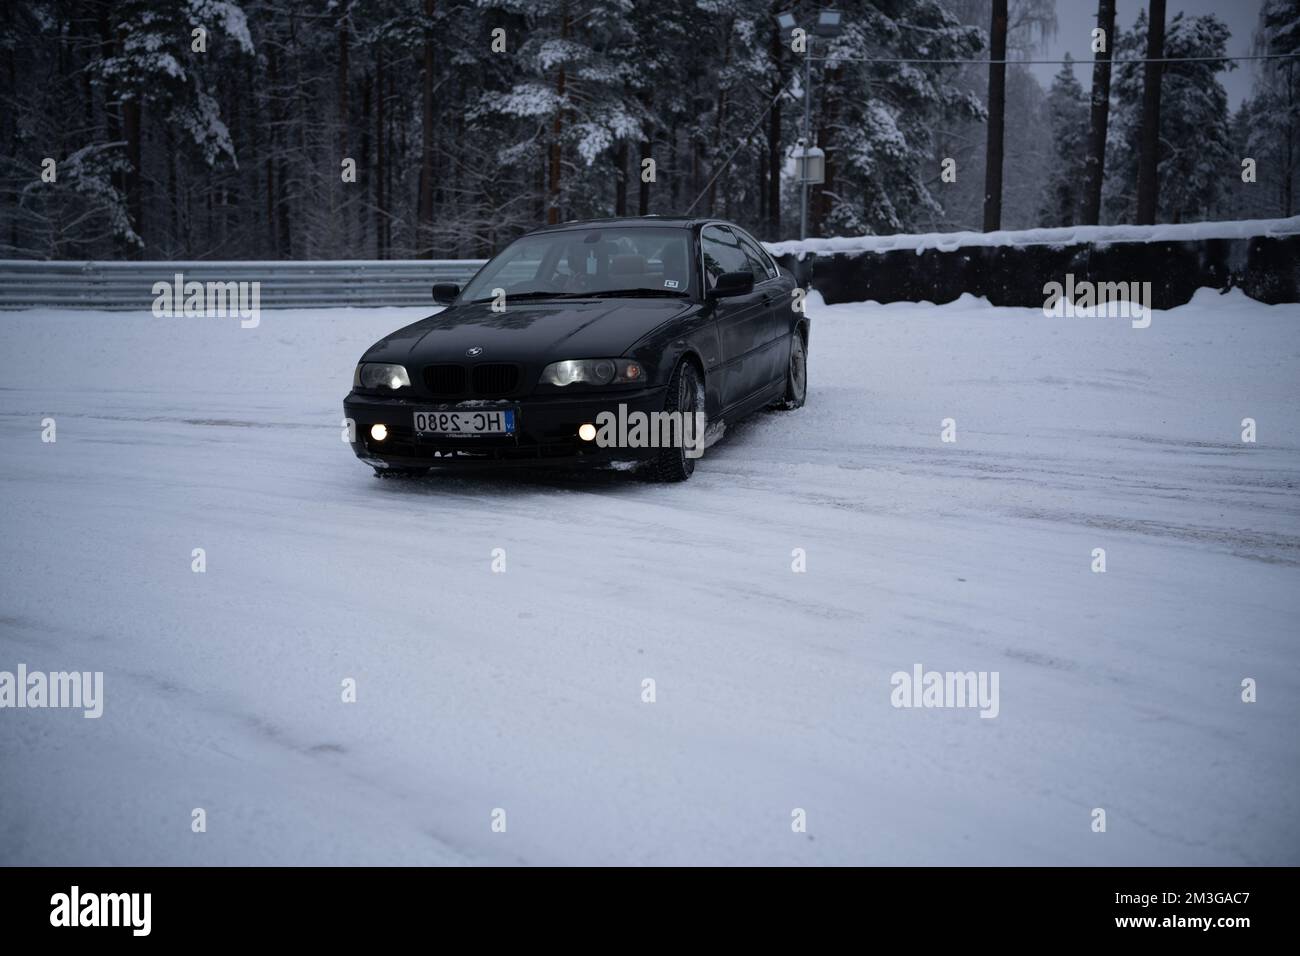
[466, 346, 483, 357]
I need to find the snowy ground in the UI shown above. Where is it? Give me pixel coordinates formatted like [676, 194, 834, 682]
[1, 289, 1298, 866]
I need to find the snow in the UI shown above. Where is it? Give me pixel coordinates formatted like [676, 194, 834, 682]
[534, 38, 588, 71]
[488, 83, 562, 119]
[1, 289, 1298, 865]
[196, 0, 256, 56]
[765, 215, 1300, 259]
[171, 90, 237, 167]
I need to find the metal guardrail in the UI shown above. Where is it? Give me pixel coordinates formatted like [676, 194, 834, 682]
[0, 259, 488, 310]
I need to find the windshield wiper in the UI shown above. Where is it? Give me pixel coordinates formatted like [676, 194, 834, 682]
[466, 288, 689, 303]
[582, 288, 689, 298]
[465, 290, 565, 303]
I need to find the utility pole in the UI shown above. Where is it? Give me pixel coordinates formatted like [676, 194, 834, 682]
[777, 9, 840, 239]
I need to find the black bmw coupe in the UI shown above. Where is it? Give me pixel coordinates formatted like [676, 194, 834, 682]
[343, 217, 807, 481]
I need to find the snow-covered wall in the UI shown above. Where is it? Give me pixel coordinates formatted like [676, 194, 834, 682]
[765, 217, 1300, 308]
[764, 216, 1300, 258]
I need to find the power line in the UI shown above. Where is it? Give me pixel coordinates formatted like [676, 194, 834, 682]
[810, 52, 1300, 67]
[689, 48, 1299, 218]
[686, 76, 796, 216]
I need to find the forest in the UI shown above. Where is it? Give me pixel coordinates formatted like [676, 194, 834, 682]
[1, 0, 1298, 260]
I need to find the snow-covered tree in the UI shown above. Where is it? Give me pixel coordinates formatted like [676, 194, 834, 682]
[1240, 0, 1300, 216]
[0, 0, 1274, 259]
[805, 0, 985, 235]
[1038, 54, 1089, 226]
[91, 0, 253, 248]
[1106, 10, 1236, 223]
[478, 1, 643, 225]
[930, 0, 1056, 231]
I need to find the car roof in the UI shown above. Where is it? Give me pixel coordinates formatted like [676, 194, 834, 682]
[526, 216, 717, 235]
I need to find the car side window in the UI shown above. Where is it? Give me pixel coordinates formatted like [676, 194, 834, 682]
[701, 225, 752, 290]
[733, 234, 769, 282]
[734, 231, 775, 281]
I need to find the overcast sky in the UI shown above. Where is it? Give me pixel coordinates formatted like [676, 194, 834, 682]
[1026, 0, 1264, 111]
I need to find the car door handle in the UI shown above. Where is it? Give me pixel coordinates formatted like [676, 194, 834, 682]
[761, 292, 776, 306]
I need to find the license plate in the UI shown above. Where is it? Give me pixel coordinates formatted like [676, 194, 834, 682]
[414, 409, 515, 436]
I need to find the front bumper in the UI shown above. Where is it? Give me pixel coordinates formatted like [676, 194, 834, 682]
[343, 386, 669, 470]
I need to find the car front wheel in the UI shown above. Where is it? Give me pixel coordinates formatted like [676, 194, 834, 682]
[649, 360, 703, 483]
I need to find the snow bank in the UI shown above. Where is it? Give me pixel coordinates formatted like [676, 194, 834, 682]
[764, 215, 1300, 259]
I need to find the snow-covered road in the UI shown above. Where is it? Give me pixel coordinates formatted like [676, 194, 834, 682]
[2, 289, 1298, 865]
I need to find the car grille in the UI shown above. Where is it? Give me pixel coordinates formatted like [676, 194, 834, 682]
[422, 362, 519, 397]
[423, 364, 468, 395]
[472, 363, 519, 397]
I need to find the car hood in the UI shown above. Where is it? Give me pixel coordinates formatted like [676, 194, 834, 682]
[363, 298, 695, 365]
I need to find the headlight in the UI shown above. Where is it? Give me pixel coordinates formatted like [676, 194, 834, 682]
[354, 363, 411, 390]
[539, 359, 644, 387]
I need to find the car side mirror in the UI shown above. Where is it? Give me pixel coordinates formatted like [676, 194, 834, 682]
[432, 282, 460, 305]
[708, 270, 755, 299]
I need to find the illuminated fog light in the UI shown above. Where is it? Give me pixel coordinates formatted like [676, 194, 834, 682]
[577, 423, 597, 442]
[370, 424, 388, 441]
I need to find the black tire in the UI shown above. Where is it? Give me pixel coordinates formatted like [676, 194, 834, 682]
[776, 328, 807, 410]
[649, 360, 704, 483]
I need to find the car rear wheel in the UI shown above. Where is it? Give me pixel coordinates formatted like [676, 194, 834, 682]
[775, 329, 807, 410]
[649, 360, 703, 483]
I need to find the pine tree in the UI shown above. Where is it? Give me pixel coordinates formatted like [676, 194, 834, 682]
[1106, 10, 1235, 223]
[0, 0, 1273, 259]
[1038, 55, 1088, 226]
[930, 0, 1057, 231]
[804, 0, 985, 235]
[1241, 0, 1300, 216]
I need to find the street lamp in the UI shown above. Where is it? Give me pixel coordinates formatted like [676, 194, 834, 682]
[815, 10, 843, 36]
[796, 144, 825, 186]
[777, 9, 843, 240]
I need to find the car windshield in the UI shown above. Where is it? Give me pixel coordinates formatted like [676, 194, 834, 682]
[459, 226, 693, 302]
